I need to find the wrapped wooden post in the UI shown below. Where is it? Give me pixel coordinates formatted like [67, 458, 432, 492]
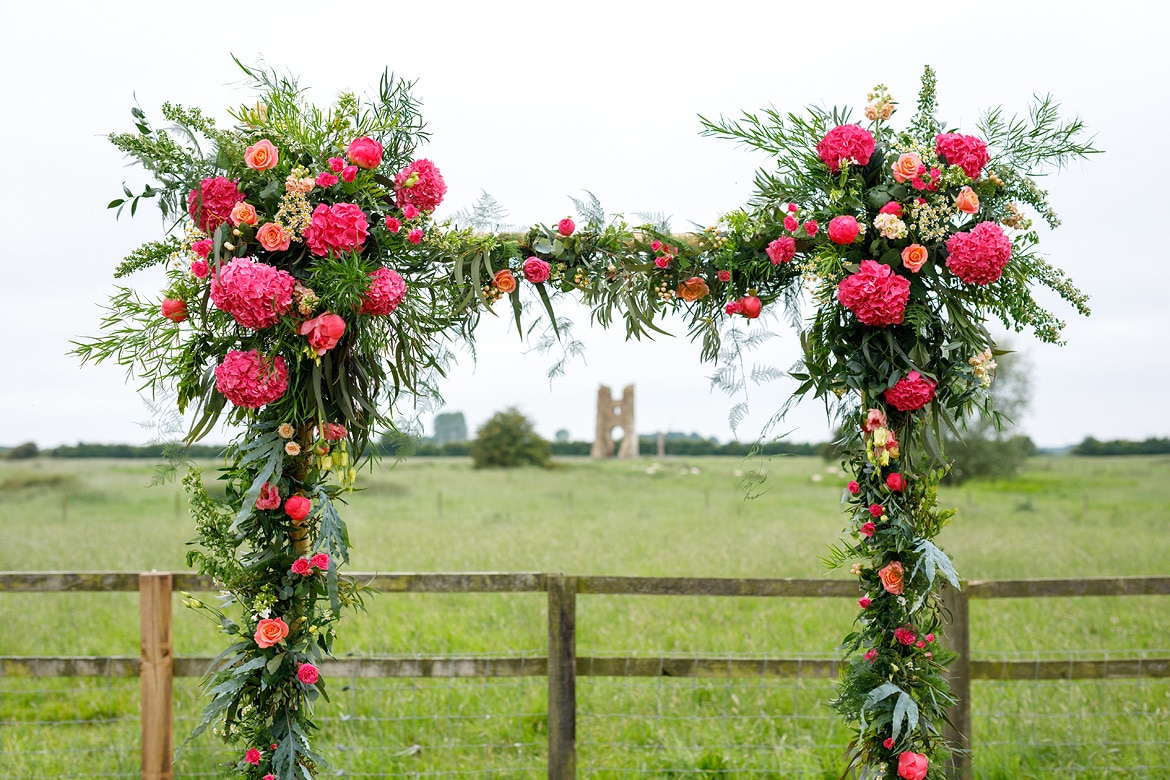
[941, 584, 972, 780]
[139, 572, 174, 780]
[547, 574, 577, 780]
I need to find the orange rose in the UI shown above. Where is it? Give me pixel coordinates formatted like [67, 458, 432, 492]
[891, 153, 923, 183]
[955, 185, 980, 215]
[244, 139, 279, 171]
[256, 222, 291, 252]
[676, 276, 710, 302]
[901, 244, 928, 273]
[878, 561, 905, 595]
[494, 269, 517, 294]
[230, 202, 259, 227]
[254, 616, 289, 648]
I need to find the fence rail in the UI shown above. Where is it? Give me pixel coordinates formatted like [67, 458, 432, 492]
[3, 571, 1169, 780]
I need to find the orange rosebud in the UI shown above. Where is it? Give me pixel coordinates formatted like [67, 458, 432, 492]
[676, 276, 710, 302]
[901, 244, 929, 273]
[244, 139, 279, 171]
[229, 202, 258, 227]
[256, 222, 291, 252]
[955, 186, 980, 214]
[493, 269, 517, 294]
[878, 561, 905, 595]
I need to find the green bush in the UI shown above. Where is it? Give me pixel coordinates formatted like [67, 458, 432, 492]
[469, 408, 551, 469]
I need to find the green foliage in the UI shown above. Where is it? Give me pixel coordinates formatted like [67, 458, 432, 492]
[433, 411, 468, 445]
[1071, 436, 1170, 456]
[3, 442, 39, 460]
[469, 408, 551, 469]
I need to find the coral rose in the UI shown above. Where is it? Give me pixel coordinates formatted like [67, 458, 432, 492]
[297, 662, 320, 685]
[299, 313, 346, 355]
[256, 222, 291, 253]
[936, 133, 989, 180]
[946, 221, 1012, 285]
[897, 751, 929, 780]
[304, 203, 369, 257]
[394, 158, 447, 212]
[210, 258, 295, 329]
[836, 260, 911, 327]
[254, 617, 289, 649]
[676, 277, 710, 302]
[229, 202, 258, 227]
[347, 136, 384, 169]
[161, 298, 187, 323]
[827, 215, 860, 245]
[285, 496, 311, 523]
[360, 268, 407, 315]
[955, 185, 980, 214]
[244, 139, 279, 171]
[494, 269, 517, 294]
[901, 244, 929, 273]
[291, 557, 312, 576]
[255, 482, 281, 510]
[557, 218, 575, 236]
[891, 153, 924, 184]
[816, 124, 875, 172]
[214, 350, 288, 408]
[884, 371, 937, 411]
[522, 257, 551, 283]
[878, 561, 905, 595]
[766, 236, 796, 264]
[188, 177, 245, 234]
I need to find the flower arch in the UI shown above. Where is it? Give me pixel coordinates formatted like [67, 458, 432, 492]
[77, 63, 1097, 779]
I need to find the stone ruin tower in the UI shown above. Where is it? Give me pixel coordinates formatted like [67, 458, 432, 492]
[591, 384, 637, 459]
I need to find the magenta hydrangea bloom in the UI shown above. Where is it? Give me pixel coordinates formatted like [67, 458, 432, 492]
[945, 222, 1012, 285]
[214, 350, 288, 408]
[836, 260, 911, 326]
[816, 125, 875, 173]
[394, 158, 447, 212]
[360, 268, 407, 315]
[304, 202, 369, 257]
[210, 258, 295, 329]
[935, 133, 990, 180]
[884, 371, 937, 411]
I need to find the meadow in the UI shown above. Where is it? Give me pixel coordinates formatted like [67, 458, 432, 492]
[1, 453, 1168, 778]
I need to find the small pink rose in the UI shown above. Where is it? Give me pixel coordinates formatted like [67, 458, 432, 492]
[864, 648, 878, 662]
[869, 504, 884, 518]
[859, 521, 876, 538]
[847, 480, 860, 495]
[192, 239, 213, 258]
[327, 157, 345, 173]
[299, 313, 346, 355]
[297, 662, 319, 685]
[191, 259, 210, 279]
[347, 136, 384, 169]
[783, 215, 798, 232]
[402, 204, 419, 220]
[522, 256, 551, 284]
[291, 557, 312, 576]
[341, 165, 358, 183]
[385, 216, 402, 233]
[858, 596, 872, 609]
[886, 473, 905, 492]
[558, 218, 575, 236]
[650, 240, 662, 252]
[926, 633, 935, 643]
[245, 747, 262, 766]
[717, 270, 731, 282]
[161, 299, 187, 323]
[724, 301, 742, 315]
[408, 228, 424, 244]
[803, 220, 818, 236]
[787, 203, 798, 213]
[310, 552, 330, 570]
[316, 171, 338, 188]
[883, 738, 895, 750]
[654, 255, 671, 269]
[897, 751, 928, 780]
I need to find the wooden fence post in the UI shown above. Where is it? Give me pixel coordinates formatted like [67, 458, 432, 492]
[941, 584, 972, 780]
[140, 572, 174, 780]
[547, 574, 577, 780]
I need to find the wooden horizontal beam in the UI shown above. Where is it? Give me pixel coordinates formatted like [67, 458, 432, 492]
[576, 576, 859, 597]
[964, 576, 1170, 599]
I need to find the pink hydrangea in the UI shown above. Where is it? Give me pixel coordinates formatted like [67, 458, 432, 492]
[188, 177, 245, 234]
[816, 124, 876, 173]
[884, 371, 937, 411]
[945, 222, 1012, 285]
[836, 260, 911, 326]
[359, 267, 407, 316]
[523, 256, 551, 283]
[214, 350, 289, 408]
[935, 133, 990, 180]
[766, 237, 796, 265]
[210, 258, 295, 329]
[304, 202, 369, 257]
[394, 158, 447, 212]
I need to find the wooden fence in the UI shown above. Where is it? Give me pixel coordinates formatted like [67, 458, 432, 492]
[2, 571, 1169, 780]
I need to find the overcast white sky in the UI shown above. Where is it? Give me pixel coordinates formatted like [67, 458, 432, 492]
[3, 0, 1167, 449]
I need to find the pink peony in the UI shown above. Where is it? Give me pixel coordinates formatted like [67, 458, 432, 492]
[316, 171, 338, 188]
[304, 203, 369, 257]
[766, 237, 796, 265]
[256, 482, 281, 510]
[836, 260, 911, 327]
[310, 552, 330, 570]
[894, 626, 917, 646]
[191, 259, 210, 279]
[859, 521, 876, 538]
[297, 662, 320, 685]
[408, 228, 424, 244]
[803, 220, 818, 236]
[161, 298, 187, 323]
[816, 124, 876, 173]
[523, 256, 551, 283]
[936, 133, 990, 180]
[394, 158, 447, 212]
[347, 136, 384, 169]
[210, 258, 295, 329]
[361, 268, 407, 315]
[945, 221, 1012, 285]
[328, 157, 345, 173]
[215, 350, 288, 408]
[886, 473, 905, 492]
[897, 751, 929, 780]
[245, 748, 262, 766]
[299, 313, 346, 355]
[385, 216, 402, 233]
[188, 177, 245, 234]
[285, 496, 311, 523]
[291, 557, 312, 576]
[341, 165, 358, 183]
[558, 218, 575, 236]
[192, 239, 213, 258]
[884, 371, 937, 411]
[827, 215, 860, 245]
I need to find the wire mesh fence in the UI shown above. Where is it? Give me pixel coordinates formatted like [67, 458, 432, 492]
[4, 652, 1169, 778]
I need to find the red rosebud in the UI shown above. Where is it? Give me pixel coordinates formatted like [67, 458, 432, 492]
[847, 480, 860, 495]
[883, 737, 895, 750]
[341, 165, 358, 183]
[161, 298, 187, 323]
[886, 473, 905, 492]
[869, 504, 884, 518]
[285, 495, 311, 523]
[738, 296, 762, 319]
[859, 521, 876, 538]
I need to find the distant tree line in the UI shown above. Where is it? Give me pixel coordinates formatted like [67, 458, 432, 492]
[1070, 437, 1170, 456]
[1, 442, 227, 460]
[377, 435, 819, 458]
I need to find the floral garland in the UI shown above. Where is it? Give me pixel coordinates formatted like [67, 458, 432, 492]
[78, 64, 1095, 778]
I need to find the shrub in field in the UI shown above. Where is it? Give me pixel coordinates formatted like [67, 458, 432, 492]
[471, 409, 551, 469]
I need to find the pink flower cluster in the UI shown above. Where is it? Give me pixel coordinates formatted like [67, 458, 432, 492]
[291, 553, 330, 577]
[766, 237, 796, 265]
[836, 260, 911, 326]
[394, 158, 447, 212]
[214, 350, 289, 408]
[360, 268, 407, 315]
[945, 221, 1012, 285]
[210, 258, 295, 329]
[304, 202, 369, 257]
[935, 133, 990, 180]
[884, 371, 937, 411]
[816, 124, 875, 173]
[188, 177, 245, 234]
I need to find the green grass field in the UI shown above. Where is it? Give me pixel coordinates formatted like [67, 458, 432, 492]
[1, 454, 1168, 778]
